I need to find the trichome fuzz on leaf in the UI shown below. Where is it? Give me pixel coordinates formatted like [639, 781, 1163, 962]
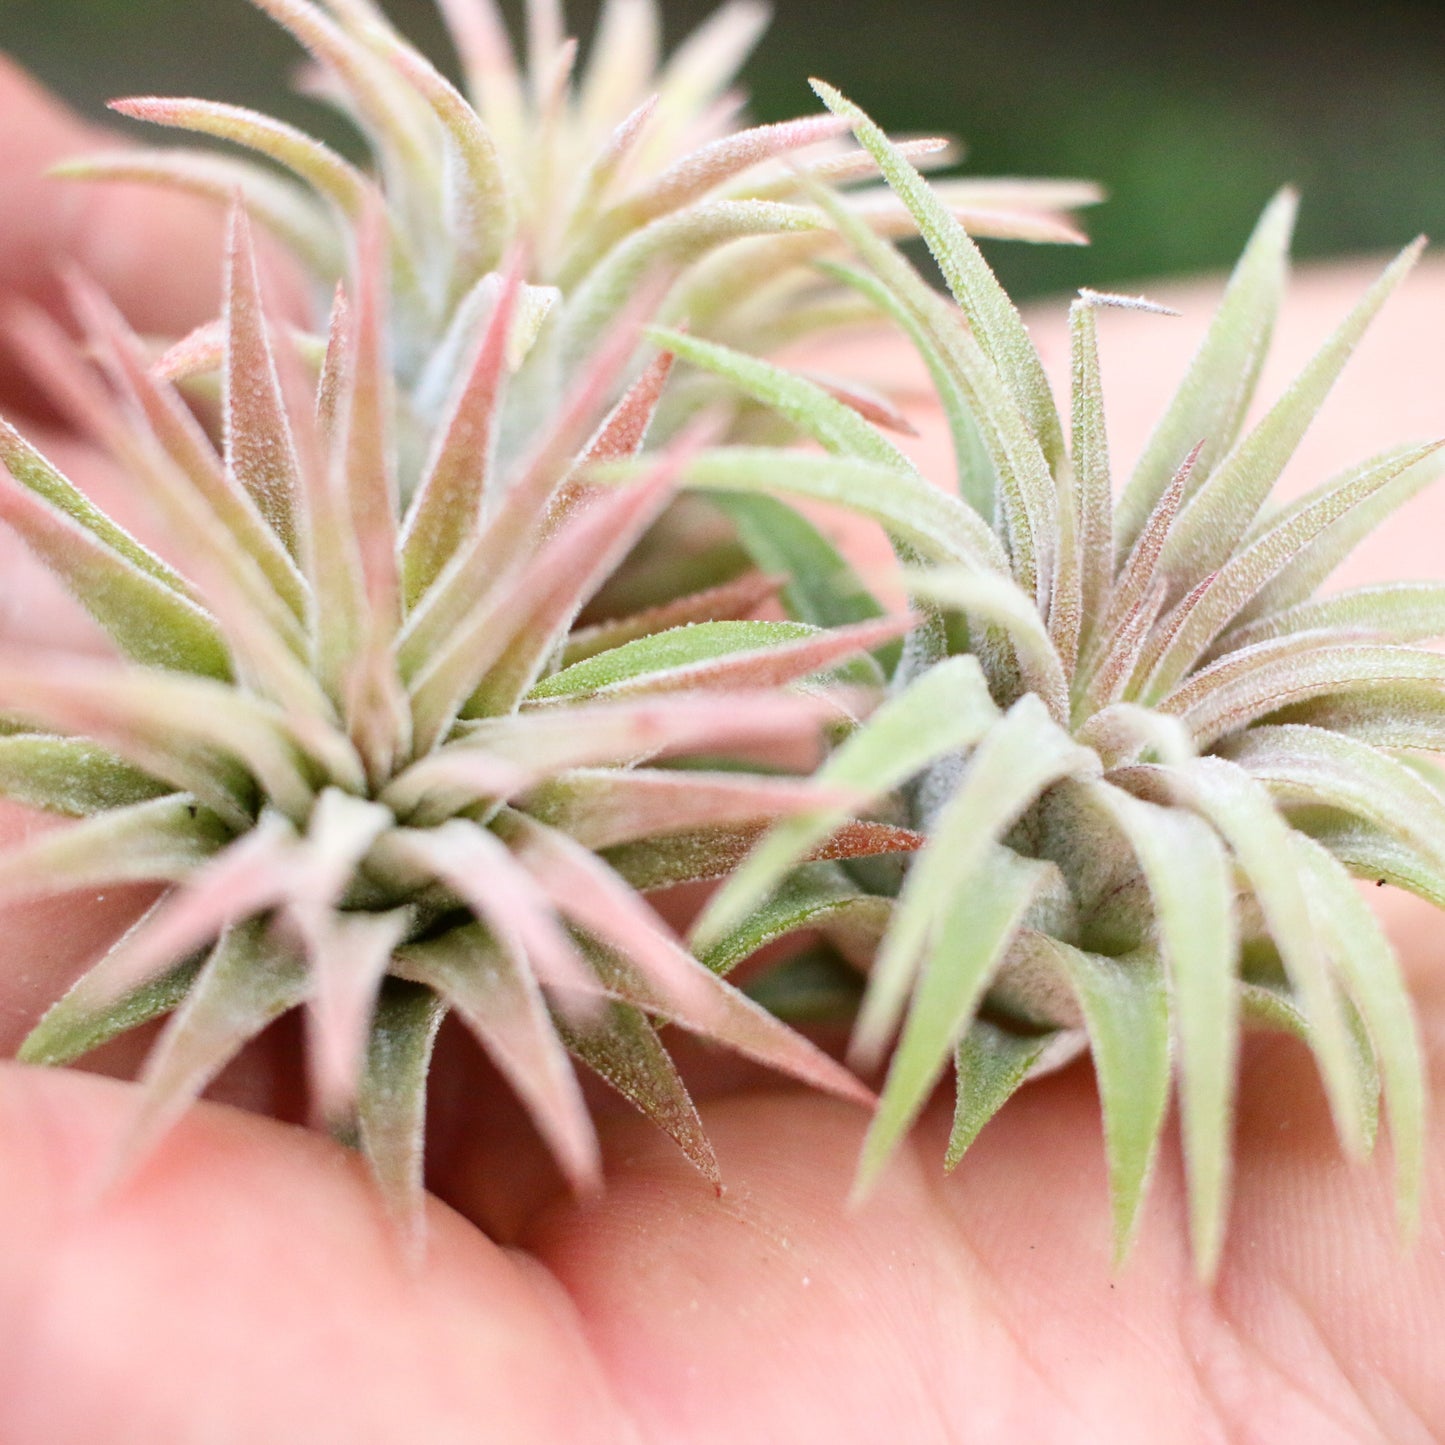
[0, 0, 1438, 1282]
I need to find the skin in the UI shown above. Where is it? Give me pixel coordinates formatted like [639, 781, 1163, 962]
[0, 58, 1443, 1444]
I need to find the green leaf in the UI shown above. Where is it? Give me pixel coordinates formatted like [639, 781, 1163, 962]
[1291, 833, 1427, 1232]
[120, 921, 308, 1171]
[19, 949, 203, 1067]
[946, 1019, 1055, 1166]
[1135, 757, 1370, 1164]
[691, 654, 999, 952]
[527, 617, 894, 701]
[1291, 810, 1445, 910]
[358, 979, 448, 1249]
[109, 95, 367, 216]
[0, 794, 229, 902]
[698, 863, 891, 976]
[1069, 296, 1114, 642]
[651, 326, 915, 469]
[1165, 643, 1445, 750]
[1158, 239, 1423, 595]
[1233, 445, 1445, 627]
[709, 492, 886, 632]
[1115, 189, 1297, 553]
[673, 447, 1008, 571]
[0, 735, 170, 816]
[528, 619, 809, 698]
[1222, 724, 1445, 889]
[1055, 943, 1172, 1261]
[560, 1001, 720, 1186]
[1218, 581, 1445, 656]
[797, 179, 1054, 602]
[0, 436, 231, 679]
[851, 695, 1098, 1069]
[563, 200, 824, 363]
[906, 567, 1069, 722]
[1090, 782, 1237, 1280]
[811, 80, 1064, 470]
[1142, 442, 1444, 700]
[855, 845, 1042, 1197]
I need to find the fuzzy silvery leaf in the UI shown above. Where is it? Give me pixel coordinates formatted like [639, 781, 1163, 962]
[699, 174, 1444, 1277]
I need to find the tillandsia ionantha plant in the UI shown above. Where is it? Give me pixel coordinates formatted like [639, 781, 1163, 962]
[1, 0, 1440, 1287]
[0, 0, 1094, 1245]
[677, 90, 1445, 1278]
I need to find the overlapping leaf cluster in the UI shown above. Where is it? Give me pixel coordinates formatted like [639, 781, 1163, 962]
[78, 0, 1092, 464]
[681, 87, 1445, 1276]
[1, 0, 1439, 1280]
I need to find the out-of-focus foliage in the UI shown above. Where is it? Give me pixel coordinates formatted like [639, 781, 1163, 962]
[6, 0, 1445, 298]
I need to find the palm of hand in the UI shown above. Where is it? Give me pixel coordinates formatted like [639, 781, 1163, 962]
[0, 58, 1441, 1444]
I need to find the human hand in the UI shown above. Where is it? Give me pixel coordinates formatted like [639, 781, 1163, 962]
[0, 57, 1443, 1442]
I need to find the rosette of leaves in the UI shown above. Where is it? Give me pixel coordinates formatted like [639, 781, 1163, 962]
[77, 0, 1094, 461]
[666, 85, 1445, 1277]
[0, 187, 956, 1241]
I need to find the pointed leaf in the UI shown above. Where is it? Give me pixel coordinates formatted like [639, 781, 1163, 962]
[1235, 445, 1445, 626]
[564, 571, 782, 664]
[856, 846, 1042, 1196]
[0, 432, 230, 678]
[527, 616, 904, 701]
[1055, 943, 1173, 1259]
[1158, 239, 1424, 595]
[692, 655, 999, 951]
[223, 205, 302, 553]
[946, 1019, 1055, 1166]
[907, 567, 1069, 721]
[672, 447, 1007, 571]
[503, 815, 873, 1109]
[560, 1001, 720, 1186]
[852, 696, 1099, 1070]
[19, 940, 202, 1067]
[1143, 442, 1443, 699]
[811, 81, 1064, 467]
[358, 979, 448, 1248]
[1070, 296, 1114, 636]
[1291, 832, 1427, 1230]
[398, 924, 602, 1194]
[697, 863, 893, 977]
[1218, 581, 1445, 655]
[119, 922, 307, 1172]
[0, 736, 170, 817]
[0, 795, 227, 901]
[1088, 782, 1237, 1279]
[300, 908, 408, 1128]
[109, 95, 367, 215]
[1138, 757, 1364, 1161]
[1116, 190, 1296, 552]
[1166, 643, 1445, 749]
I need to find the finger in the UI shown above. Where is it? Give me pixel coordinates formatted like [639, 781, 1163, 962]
[0, 1063, 631, 1444]
[515, 1045, 1445, 1443]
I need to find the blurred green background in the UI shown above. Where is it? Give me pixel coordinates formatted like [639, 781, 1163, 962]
[4, 0, 1444, 299]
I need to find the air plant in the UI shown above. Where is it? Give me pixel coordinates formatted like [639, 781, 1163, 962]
[3, 0, 1438, 1284]
[678, 88, 1444, 1278]
[0, 0, 1095, 1238]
